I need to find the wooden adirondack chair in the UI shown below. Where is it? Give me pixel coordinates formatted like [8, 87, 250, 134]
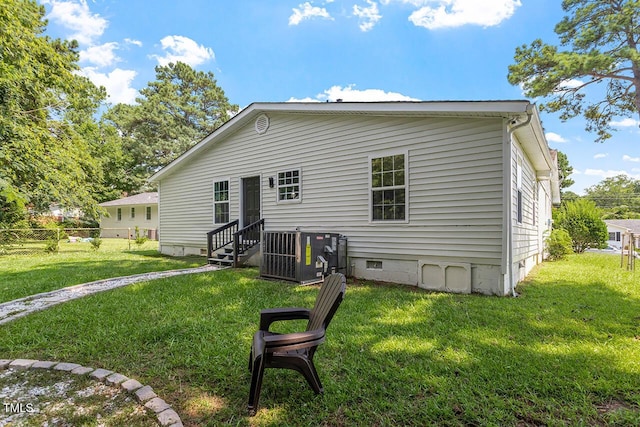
[247, 273, 346, 415]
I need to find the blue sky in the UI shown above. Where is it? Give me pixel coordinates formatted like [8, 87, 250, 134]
[39, 0, 640, 195]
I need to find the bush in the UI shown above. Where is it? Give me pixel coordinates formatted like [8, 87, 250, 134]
[546, 228, 574, 260]
[134, 226, 148, 247]
[44, 239, 59, 253]
[90, 237, 102, 251]
[553, 199, 608, 253]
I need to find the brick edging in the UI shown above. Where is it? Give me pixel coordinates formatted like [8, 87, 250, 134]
[0, 358, 183, 427]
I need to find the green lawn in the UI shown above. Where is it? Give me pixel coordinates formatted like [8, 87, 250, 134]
[0, 239, 205, 303]
[0, 254, 638, 426]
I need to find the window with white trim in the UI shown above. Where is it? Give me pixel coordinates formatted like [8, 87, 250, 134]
[371, 153, 406, 221]
[277, 169, 301, 202]
[213, 180, 230, 224]
[146, 206, 152, 221]
[130, 207, 135, 219]
[116, 208, 122, 221]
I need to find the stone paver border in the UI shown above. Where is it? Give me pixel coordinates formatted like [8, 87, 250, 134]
[1, 358, 183, 427]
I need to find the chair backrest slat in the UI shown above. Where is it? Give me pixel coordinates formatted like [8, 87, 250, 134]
[307, 273, 346, 332]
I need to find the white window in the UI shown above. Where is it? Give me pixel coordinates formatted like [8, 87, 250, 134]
[146, 206, 152, 221]
[213, 180, 230, 224]
[370, 152, 407, 222]
[277, 169, 301, 202]
[116, 208, 122, 221]
[130, 207, 135, 219]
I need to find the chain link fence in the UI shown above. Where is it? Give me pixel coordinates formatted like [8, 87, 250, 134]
[0, 228, 158, 256]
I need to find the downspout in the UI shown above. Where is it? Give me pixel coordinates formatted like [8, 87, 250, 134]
[505, 104, 533, 297]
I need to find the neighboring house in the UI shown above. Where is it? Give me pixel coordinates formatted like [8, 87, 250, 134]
[604, 219, 640, 249]
[149, 101, 560, 295]
[99, 192, 159, 239]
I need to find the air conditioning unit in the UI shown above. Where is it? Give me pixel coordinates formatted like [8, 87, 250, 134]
[261, 231, 347, 284]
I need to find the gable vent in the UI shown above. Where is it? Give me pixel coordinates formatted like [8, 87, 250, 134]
[255, 114, 270, 134]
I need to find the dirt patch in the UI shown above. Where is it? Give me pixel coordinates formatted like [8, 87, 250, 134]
[0, 368, 158, 426]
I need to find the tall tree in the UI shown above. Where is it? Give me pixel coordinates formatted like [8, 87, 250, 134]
[508, 0, 640, 142]
[585, 174, 640, 218]
[104, 62, 238, 191]
[0, 0, 106, 220]
[556, 150, 575, 194]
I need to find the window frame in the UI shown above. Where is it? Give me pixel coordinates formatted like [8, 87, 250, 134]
[276, 168, 302, 204]
[130, 207, 135, 219]
[145, 206, 152, 221]
[213, 178, 231, 224]
[116, 208, 122, 221]
[368, 150, 409, 224]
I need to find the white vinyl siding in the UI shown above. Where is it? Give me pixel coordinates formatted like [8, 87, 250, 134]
[512, 140, 539, 263]
[157, 113, 505, 265]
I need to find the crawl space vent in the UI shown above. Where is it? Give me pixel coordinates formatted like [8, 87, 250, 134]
[255, 114, 270, 134]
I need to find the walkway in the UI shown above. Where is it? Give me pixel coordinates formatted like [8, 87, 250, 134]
[0, 264, 219, 325]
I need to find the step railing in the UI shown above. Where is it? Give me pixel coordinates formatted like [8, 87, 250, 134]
[207, 220, 239, 258]
[233, 219, 265, 267]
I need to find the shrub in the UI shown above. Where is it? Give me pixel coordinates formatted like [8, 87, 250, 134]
[44, 239, 59, 253]
[90, 237, 102, 251]
[134, 226, 148, 247]
[553, 199, 608, 253]
[546, 228, 574, 260]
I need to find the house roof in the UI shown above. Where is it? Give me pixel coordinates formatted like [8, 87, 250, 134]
[99, 192, 158, 207]
[604, 220, 640, 234]
[149, 101, 559, 202]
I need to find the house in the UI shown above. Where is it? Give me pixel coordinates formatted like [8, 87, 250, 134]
[99, 192, 159, 239]
[149, 101, 560, 295]
[604, 219, 640, 249]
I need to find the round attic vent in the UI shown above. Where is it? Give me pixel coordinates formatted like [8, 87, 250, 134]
[255, 114, 270, 134]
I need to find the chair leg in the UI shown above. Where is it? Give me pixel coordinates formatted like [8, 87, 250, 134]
[247, 354, 265, 416]
[298, 358, 323, 394]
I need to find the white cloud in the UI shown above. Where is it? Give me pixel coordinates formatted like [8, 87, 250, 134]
[151, 36, 215, 67]
[556, 79, 584, 90]
[124, 38, 143, 47]
[42, 0, 108, 45]
[623, 155, 640, 162]
[79, 67, 138, 105]
[288, 84, 420, 102]
[289, 2, 333, 25]
[545, 132, 567, 144]
[388, 0, 522, 30]
[80, 42, 120, 68]
[610, 118, 640, 127]
[584, 169, 640, 180]
[353, 1, 383, 32]
[593, 153, 609, 159]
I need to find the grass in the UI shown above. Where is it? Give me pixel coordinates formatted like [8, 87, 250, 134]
[0, 254, 638, 425]
[0, 239, 205, 303]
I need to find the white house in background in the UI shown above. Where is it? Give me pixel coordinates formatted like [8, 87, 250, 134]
[99, 192, 159, 239]
[149, 101, 560, 295]
[604, 219, 640, 249]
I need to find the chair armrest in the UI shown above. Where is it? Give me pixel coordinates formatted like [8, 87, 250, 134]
[262, 329, 326, 352]
[259, 307, 311, 331]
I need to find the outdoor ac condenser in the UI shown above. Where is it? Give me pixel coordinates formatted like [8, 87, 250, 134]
[261, 231, 347, 284]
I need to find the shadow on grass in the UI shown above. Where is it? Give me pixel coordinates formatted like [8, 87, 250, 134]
[0, 263, 638, 426]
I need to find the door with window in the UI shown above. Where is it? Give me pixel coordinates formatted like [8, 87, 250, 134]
[242, 176, 261, 227]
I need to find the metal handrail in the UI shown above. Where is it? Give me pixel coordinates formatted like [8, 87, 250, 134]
[207, 220, 239, 257]
[233, 218, 265, 267]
